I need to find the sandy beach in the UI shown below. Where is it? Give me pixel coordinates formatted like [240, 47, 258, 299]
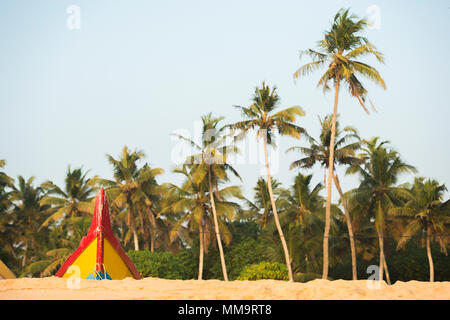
[0, 277, 449, 300]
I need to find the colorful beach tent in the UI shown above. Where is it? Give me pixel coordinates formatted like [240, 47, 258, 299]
[55, 188, 141, 280]
[0, 260, 16, 279]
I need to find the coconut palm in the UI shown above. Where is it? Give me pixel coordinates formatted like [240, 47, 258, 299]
[163, 167, 211, 279]
[163, 166, 240, 280]
[0, 160, 14, 190]
[345, 188, 380, 268]
[282, 173, 327, 277]
[244, 177, 289, 229]
[173, 113, 242, 281]
[24, 210, 92, 278]
[229, 81, 307, 281]
[293, 8, 386, 279]
[347, 138, 416, 282]
[0, 160, 14, 230]
[0, 160, 17, 265]
[134, 163, 167, 252]
[9, 176, 49, 268]
[390, 177, 450, 282]
[95, 146, 164, 251]
[39, 166, 97, 227]
[288, 114, 362, 279]
[22, 248, 72, 278]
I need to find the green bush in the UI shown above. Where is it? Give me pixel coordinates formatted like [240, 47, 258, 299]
[205, 237, 268, 280]
[127, 250, 196, 279]
[226, 238, 268, 280]
[294, 272, 322, 282]
[237, 261, 289, 281]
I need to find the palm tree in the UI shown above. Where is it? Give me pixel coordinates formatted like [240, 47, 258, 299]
[282, 173, 327, 278]
[390, 177, 450, 282]
[293, 8, 386, 279]
[95, 146, 164, 251]
[9, 176, 49, 268]
[163, 166, 241, 280]
[229, 81, 306, 282]
[22, 248, 72, 277]
[135, 163, 166, 252]
[0, 160, 17, 266]
[244, 177, 289, 229]
[0, 160, 14, 223]
[347, 138, 416, 282]
[0, 160, 14, 190]
[40, 166, 96, 227]
[288, 114, 362, 279]
[345, 188, 380, 271]
[173, 113, 242, 281]
[163, 166, 210, 280]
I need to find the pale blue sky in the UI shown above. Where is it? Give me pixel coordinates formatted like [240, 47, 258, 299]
[1, 0, 449, 201]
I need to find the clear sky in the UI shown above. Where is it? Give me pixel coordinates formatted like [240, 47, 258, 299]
[1, 0, 449, 201]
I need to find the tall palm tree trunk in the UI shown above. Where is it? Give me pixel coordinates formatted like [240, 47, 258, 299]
[332, 172, 357, 280]
[198, 222, 204, 280]
[127, 199, 139, 251]
[323, 74, 341, 279]
[426, 225, 434, 282]
[383, 255, 391, 285]
[150, 233, 155, 252]
[208, 169, 228, 281]
[263, 137, 294, 282]
[132, 228, 139, 251]
[147, 208, 157, 252]
[22, 242, 27, 268]
[137, 209, 149, 250]
[377, 228, 384, 282]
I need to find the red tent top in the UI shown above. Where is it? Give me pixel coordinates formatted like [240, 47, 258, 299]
[55, 188, 141, 279]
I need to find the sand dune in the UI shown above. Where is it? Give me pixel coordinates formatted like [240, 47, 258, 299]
[0, 277, 449, 300]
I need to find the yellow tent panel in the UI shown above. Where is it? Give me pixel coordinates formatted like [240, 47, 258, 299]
[56, 188, 141, 280]
[0, 260, 16, 279]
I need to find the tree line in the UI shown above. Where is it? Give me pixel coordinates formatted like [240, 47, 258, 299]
[1, 9, 449, 282]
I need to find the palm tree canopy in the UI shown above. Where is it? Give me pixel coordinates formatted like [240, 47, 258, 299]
[7, 176, 50, 268]
[286, 173, 325, 224]
[288, 114, 363, 170]
[348, 137, 416, 187]
[346, 138, 416, 231]
[163, 166, 240, 247]
[0, 160, 15, 189]
[173, 113, 241, 186]
[293, 8, 386, 114]
[244, 177, 289, 229]
[11, 176, 44, 213]
[390, 177, 450, 252]
[40, 167, 97, 226]
[95, 146, 164, 208]
[229, 82, 307, 147]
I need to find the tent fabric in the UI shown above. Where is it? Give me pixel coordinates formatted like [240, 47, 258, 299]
[55, 188, 141, 280]
[0, 260, 16, 279]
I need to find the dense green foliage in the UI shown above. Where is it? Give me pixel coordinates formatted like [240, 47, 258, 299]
[330, 238, 450, 282]
[127, 250, 196, 280]
[237, 262, 289, 281]
[127, 222, 269, 280]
